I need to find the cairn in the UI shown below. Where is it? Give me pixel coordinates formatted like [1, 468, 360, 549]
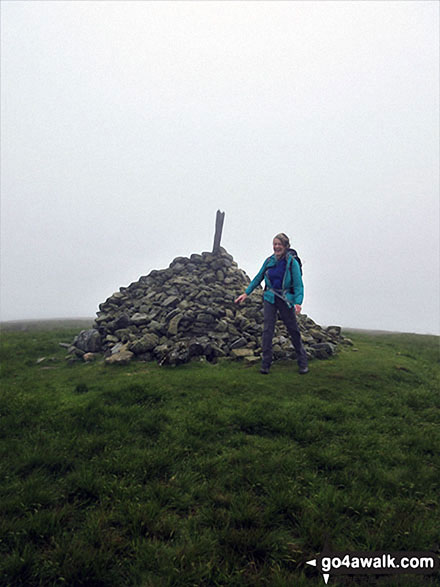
[69, 261, 350, 367]
[68, 211, 350, 365]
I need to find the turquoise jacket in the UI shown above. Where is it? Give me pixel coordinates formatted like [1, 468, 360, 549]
[245, 253, 304, 306]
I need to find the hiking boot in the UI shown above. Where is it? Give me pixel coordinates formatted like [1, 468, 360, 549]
[298, 366, 309, 375]
[260, 367, 270, 375]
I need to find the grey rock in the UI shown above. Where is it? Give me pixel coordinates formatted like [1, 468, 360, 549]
[188, 340, 205, 358]
[230, 337, 247, 349]
[196, 313, 215, 324]
[105, 350, 134, 365]
[190, 253, 203, 263]
[130, 313, 149, 326]
[163, 295, 179, 307]
[111, 342, 127, 355]
[113, 314, 130, 329]
[244, 355, 260, 364]
[130, 333, 159, 354]
[166, 343, 189, 366]
[311, 342, 336, 358]
[165, 308, 180, 322]
[114, 329, 131, 342]
[95, 314, 111, 324]
[74, 329, 102, 352]
[168, 314, 184, 335]
[148, 320, 163, 333]
[231, 348, 255, 358]
[154, 343, 171, 360]
[309, 329, 325, 342]
[171, 263, 185, 273]
[215, 319, 229, 333]
[326, 325, 342, 336]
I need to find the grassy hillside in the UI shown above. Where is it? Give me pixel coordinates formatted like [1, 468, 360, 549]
[0, 326, 439, 586]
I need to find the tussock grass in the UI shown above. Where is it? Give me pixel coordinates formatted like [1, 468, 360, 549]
[0, 326, 439, 585]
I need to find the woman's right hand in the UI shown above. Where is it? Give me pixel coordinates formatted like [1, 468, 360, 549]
[234, 293, 248, 304]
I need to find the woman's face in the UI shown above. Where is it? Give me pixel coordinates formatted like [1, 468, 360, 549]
[273, 238, 287, 259]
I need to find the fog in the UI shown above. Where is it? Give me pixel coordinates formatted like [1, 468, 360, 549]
[1, 1, 439, 334]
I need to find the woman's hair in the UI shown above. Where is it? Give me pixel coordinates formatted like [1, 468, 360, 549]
[274, 233, 290, 249]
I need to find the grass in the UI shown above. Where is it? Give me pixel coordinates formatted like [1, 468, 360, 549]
[0, 325, 439, 586]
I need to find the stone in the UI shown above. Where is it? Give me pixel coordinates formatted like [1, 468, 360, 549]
[163, 295, 179, 307]
[171, 263, 185, 273]
[130, 313, 149, 326]
[73, 329, 102, 352]
[165, 308, 180, 322]
[113, 314, 130, 330]
[83, 353, 97, 362]
[171, 256, 188, 266]
[105, 350, 134, 365]
[130, 333, 159, 354]
[215, 319, 228, 333]
[326, 325, 342, 336]
[231, 348, 255, 358]
[190, 253, 203, 263]
[230, 337, 247, 349]
[244, 355, 260, 364]
[188, 340, 204, 357]
[95, 314, 111, 324]
[111, 342, 129, 355]
[311, 342, 336, 358]
[114, 328, 131, 342]
[166, 344, 189, 365]
[68, 345, 85, 357]
[168, 314, 184, 335]
[309, 329, 324, 342]
[210, 343, 226, 358]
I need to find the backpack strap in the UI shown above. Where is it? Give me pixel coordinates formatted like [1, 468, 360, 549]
[288, 248, 302, 275]
[288, 253, 295, 296]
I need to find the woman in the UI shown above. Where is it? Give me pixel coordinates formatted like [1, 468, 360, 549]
[235, 233, 309, 375]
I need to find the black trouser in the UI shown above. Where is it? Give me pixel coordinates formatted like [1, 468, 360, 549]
[262, 297, 308, 369]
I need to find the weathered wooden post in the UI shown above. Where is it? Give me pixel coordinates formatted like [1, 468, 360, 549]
[212, 210, 225, 254]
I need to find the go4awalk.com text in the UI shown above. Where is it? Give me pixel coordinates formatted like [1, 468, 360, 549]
[306, 550, 439, 583]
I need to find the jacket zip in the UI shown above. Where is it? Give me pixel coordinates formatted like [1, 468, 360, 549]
[266, 255, 294, 309]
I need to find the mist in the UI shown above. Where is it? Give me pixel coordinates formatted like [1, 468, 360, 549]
[1, 1, 438, 335]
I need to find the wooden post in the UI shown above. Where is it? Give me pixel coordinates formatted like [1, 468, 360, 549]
[212, 210, 225, 254]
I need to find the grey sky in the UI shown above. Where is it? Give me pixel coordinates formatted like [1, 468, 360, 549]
[1, 1, 439, 335]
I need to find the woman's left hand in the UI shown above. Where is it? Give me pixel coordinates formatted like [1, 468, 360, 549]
[294, 304, 301, 315]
